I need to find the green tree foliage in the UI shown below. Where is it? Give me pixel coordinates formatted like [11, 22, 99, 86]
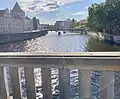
[71, 18, 86, 28]
[87, 3, 106, 32]
[87, 0, 120, 34]
[71, 19, 77, 28]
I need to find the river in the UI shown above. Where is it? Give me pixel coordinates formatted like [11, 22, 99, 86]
[1, 31, 120, 99]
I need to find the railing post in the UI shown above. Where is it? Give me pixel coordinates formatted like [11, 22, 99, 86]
[0, 67, 8, 99]
[59, 69, 70, 99]
[4, 67, 10, 99]
[41, 68, 52, 99]
[9, 67, 22, 99]
[78, 70, 92, 99]
[100, 71, 115, 99]
[114, 71, 120, 99]
[24, 67, 36, 99]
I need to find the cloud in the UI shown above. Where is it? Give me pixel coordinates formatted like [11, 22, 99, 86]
[72, 11, 87, 16]
[85, 6, 89, 9]
[18, 0, 84, 13]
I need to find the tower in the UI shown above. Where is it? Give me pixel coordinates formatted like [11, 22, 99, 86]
[11, 2, 25, 19]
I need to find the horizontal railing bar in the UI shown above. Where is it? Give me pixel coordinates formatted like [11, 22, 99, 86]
[0, 52, 120, 57]
[0, 52, 119, 70]
[0, 57, 120, 59]
[0, 58, 119, 70]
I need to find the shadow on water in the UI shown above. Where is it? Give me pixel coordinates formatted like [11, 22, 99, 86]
[87, 37, 120, 52]
[0, 40, 28, 52]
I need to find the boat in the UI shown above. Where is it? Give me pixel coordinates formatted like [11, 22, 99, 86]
[58, 32, 61, 36]
[63, 31, 66, 34]
[0, 30, 48, 44]
[103, 34, 120, 45]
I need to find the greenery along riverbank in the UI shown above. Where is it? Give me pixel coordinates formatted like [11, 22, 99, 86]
[87, 0, 120, 35]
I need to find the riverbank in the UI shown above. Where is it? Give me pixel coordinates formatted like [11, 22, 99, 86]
[87, 31, 120, 45]
[87, 31, 104, 40]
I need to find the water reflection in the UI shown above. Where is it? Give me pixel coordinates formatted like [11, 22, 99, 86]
[0, 31, 89, 52]
[87, 37, 120, 52]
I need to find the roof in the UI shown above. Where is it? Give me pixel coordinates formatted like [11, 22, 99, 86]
[11, 2, 24, 14]
[56, 21, 64, 22]
[25, 16, 31, 20]
[0, 10, 6, 17]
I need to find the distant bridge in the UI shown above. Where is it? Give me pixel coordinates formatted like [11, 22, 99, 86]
[43, 28, 86, 32]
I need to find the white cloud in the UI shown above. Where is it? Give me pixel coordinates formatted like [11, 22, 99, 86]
[54, 0, 84, 5]
[72, 11, 87, 16]
[85, 6, 89, 9]
[18, 0, 84, 12]
[19, 0, 34, 2]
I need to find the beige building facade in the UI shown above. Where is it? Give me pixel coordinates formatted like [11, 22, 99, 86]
[0, 2, 34, 34]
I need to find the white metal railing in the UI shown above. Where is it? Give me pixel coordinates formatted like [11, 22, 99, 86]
[0, 52, 120, 99]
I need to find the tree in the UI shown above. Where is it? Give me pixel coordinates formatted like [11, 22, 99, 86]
[33, 17, 38, 30]
[87, 0, 120, 34]
[71, 19, 77, 28]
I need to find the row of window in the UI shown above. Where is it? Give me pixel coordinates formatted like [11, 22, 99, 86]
[0, 27, 23, 32]
[0, 23, 21, 26]
[0, 21, 32, 27]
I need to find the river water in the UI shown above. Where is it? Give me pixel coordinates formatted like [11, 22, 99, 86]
[1, 31, 120, 99]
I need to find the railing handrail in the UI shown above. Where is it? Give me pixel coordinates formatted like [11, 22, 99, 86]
[0, 52, 120, 56]
[0, 52, 120, 70]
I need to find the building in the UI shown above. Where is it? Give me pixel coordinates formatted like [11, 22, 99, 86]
[10, 2, 25, 33]
[55, 19, 72, 30]
[0, 9, 10, 33]
[64, 19, 72, 29]
[0, 2, 38, 33]
[0, 2, 25, 33]
[36, 19, 41, 30]
[38, 24, 49, 30]
[0, 2, 54, 33]
[79, 19, 87, 25]
[24, 16, 33, 31]
[10, 2, 25, 19]
[55, 21, 63, 30]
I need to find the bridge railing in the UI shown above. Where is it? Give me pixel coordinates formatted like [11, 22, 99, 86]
[0, 52, 120, 99]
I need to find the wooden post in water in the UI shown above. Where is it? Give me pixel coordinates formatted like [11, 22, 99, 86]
[78, 70, 92, 99]
[100, 71, 115, 99]
[59, 69, 70, 99]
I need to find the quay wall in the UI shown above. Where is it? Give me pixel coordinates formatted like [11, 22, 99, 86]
[0, 30, 48, 44]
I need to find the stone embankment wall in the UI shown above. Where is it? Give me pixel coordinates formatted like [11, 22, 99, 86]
[0, 30, 48, 44]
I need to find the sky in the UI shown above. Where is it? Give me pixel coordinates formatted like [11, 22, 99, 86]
[0, 0, 104, 24]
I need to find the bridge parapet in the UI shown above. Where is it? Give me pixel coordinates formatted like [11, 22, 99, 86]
[0, 52, 118, 99]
